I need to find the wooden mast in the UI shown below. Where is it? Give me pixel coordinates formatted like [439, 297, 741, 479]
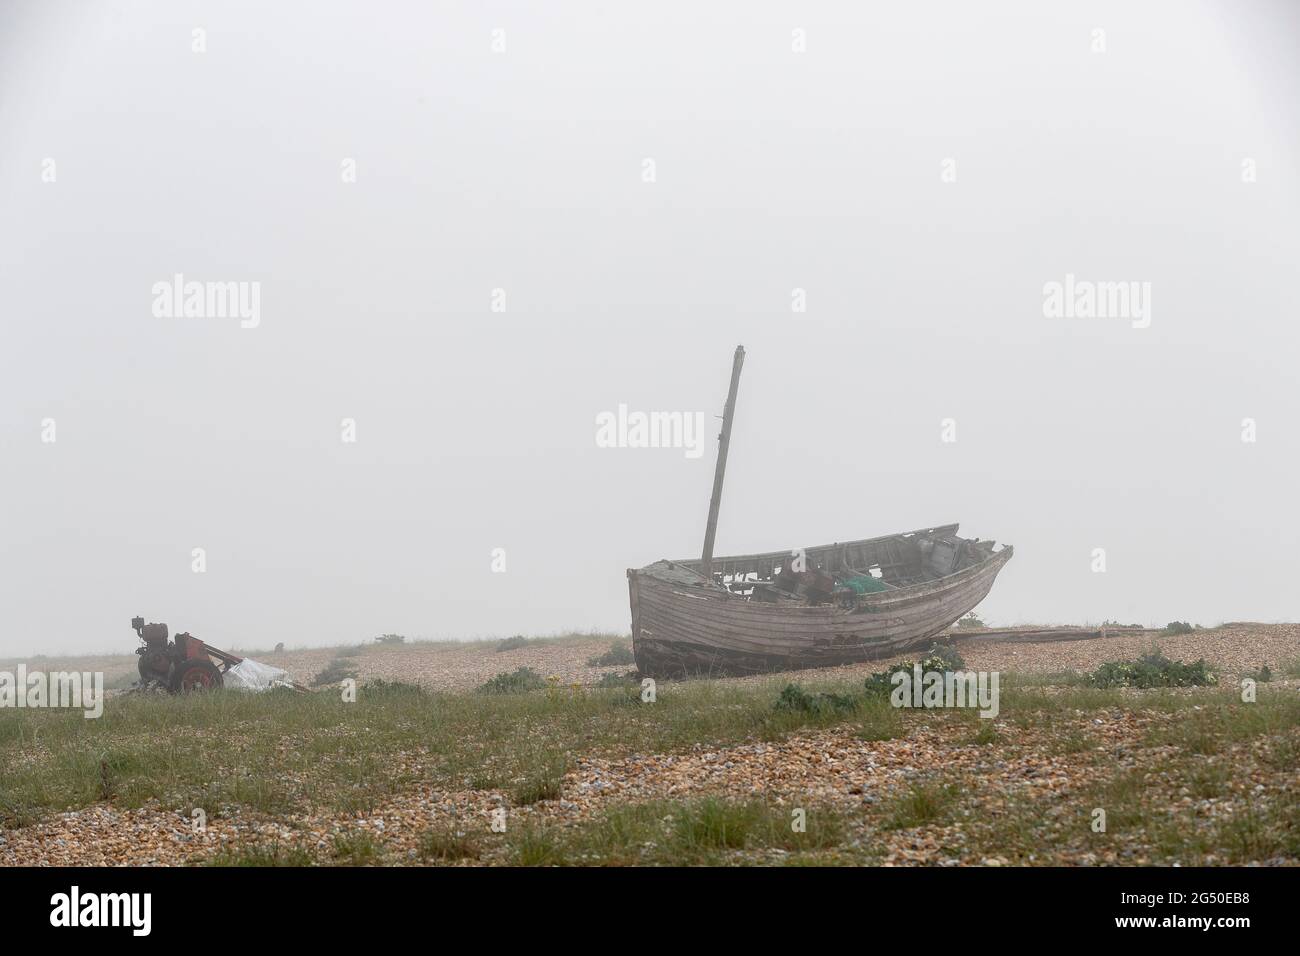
[700, 345, 745, 580]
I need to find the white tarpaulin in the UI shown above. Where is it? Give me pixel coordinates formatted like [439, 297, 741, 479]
[223, 658, 294, 691]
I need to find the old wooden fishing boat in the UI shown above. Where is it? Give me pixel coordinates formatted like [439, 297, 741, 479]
[627, 346, 1013, 677]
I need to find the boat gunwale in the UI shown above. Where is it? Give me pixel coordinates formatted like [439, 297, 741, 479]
[634, 531, 1013, 608]
[667, 523, 964, 574]
[633, 544, 1012, 610]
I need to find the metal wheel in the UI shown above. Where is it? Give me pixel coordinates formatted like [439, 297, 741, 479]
[170, 659, 223, 693]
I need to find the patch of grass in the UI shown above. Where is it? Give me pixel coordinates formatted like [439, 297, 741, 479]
[495, 635, 531, 652]
[331, 829, 383, 865]
[1158, 721, 1222, 756]
[0, 795, 39, 830]
[1001, 670, 1089, 689]
[311, 658, 359, 687]
[513, 826, 564, 866]
[955, 613, 986, 629]
[963, 796, 1055, 864]
[968, 721, 1002, 746]
[999, 685, 1181, 715]
[1245, 665, 1273, 683]
[477, 667, 547, 694]
[335, 645, 363, 658]
[512, 763, 565, 806]
[1259, 732, 1300, 769]
[1283, 658, 1300, 679]
[7, 665, 1288, 859]
[587, 642, 636, 667]
[593, 671, 639, 689]
[358, 678, 426, 699]
[508, 798, 846, 864]
[1091, 768, 1150, 831]
[1146, 696, 1300, 756]
[882, 782, 960, 830]
[0, 674, 899, 827]
[205, 841, 316, 867]
[856, 697, 904, 741]
[417, 827, 480, 862]
[1054, 730, 1096, 755]
[1183, 759, 1231, 800]
[673, 797, 763, 849]
[374, 634, 406, 645]
[772, 683, 859, 718]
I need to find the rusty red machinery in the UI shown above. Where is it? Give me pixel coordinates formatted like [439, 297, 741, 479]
[132, 615, 244, 693]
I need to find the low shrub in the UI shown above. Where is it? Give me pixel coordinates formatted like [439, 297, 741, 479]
[864, 651, 966, 700]
[477, 667, 547, 694]
[495, 635, 531, 652]
[587, 642, 636, 667]
[925, 641, 966, 670]
[773, 684, 858, 717]
[1162, 621, 1195, 636]
[311, 659, 358, 688]
[1086, 651, 1216, 689]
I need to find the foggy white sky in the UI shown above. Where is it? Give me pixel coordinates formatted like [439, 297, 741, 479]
[2, 1, 1298, 656]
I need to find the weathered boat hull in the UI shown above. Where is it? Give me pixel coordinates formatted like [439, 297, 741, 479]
[628, 538, 1012, 678]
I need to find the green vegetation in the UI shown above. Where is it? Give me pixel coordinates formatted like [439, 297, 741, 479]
[205, 841, 316, 867]
[511, 756, 567, 805]
[1162, 621, 1195, 635]
[594, 670, 639, 689]
[773, 683, 858, 717]
[0, 673, 898, 831]
[495, 635, 532, 652]
[882, 782, 960, 830]
[477, 667, 547, 694]
[2, 652, 1297, 866]
[331, 829, 384, 865]
[374, 633, 406, 645]
[587, 642, 636, 667]
[418, 827, 480, 862]
[1085, 651, 1216, 688]
[509, 798, 848, 865]
[855, 697, 905, 741]
[863, 647, 969, 701]
[925, 642, 966, 670]
[311, 658, 359, 687]
[968, 721, 1002, 746]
